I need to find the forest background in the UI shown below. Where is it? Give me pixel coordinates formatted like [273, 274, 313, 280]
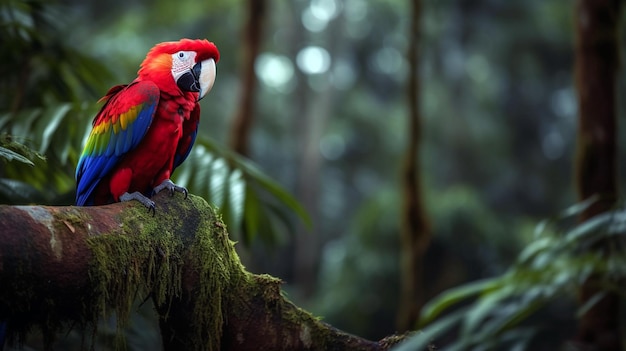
[1, 0, 626, 350]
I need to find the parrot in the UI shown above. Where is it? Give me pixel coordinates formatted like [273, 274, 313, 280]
[75, 38, 219, 211]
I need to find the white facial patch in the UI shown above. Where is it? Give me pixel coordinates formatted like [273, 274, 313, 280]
[171, 51, 197, 81]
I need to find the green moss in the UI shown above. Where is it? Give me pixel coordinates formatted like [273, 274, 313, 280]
[86, 204, 185, 348]
[185, 196, 245, 351]
[85, 194, 245, 351]
[238, 274, 333, 349]
[282, 297, 330, 346]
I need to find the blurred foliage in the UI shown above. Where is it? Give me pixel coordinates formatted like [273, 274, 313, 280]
[394, 198, 626, 350]
[0, 0, 111, 204]
[0, 134, 46, 203]
[312, 188, 401, 338]
[311, 185, 536, 340]
[0, 134, 43, 166]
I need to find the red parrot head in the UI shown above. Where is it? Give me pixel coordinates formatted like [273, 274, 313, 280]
[138, 38, 220, 100]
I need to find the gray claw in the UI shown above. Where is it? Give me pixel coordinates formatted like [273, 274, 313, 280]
[120, 191, 156, 215]
[153, 179, 188, 198]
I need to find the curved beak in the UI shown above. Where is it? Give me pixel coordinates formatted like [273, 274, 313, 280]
[176, 58, 217, 101]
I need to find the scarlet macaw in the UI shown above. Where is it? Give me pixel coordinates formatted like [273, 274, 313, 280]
[75, 38, 219, 211]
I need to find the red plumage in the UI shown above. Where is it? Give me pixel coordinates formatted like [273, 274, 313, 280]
[76, 39, 219, 208]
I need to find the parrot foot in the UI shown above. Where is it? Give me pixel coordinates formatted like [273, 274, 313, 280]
[153, 179, 188, 199]
[120, 191, 156, 215]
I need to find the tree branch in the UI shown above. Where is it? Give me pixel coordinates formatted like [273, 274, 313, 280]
[0, 193, 403, 350]
[229, 0, 267, 156]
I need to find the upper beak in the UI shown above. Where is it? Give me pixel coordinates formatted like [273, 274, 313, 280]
[176, 58, 216, 101]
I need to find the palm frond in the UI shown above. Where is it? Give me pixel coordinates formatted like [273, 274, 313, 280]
[395, 199, 626, 350]
[173, 137, 310, 245]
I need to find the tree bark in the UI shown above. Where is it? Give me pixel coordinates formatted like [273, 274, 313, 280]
[573, 0, 622, 349]
[0, 192, 403, 350]
[397, 0, 431, 332]
[229, 0, 267, 157]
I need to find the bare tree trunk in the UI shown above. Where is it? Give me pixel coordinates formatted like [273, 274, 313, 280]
[289, 3, 340, 299]
[573, 0, 622, 349]
[397, 0, 431, 332]
[229, 0, 267, 157]
[0, 193, 405, 351]
[293, 88, 332, 297]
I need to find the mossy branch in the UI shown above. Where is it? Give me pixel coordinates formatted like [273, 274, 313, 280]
[0, 192, 403, 350]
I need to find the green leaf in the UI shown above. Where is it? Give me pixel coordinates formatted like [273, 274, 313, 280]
[37, 103, 73, 153]
[245, 167, 310, 227]
[257, 200, 291, 245]
[576, 291, 606, 318]
[460, 284, 515, 338]
[0, 146, 34, 166]
[419, 278, 504, 326]
[558, 195, 600, 219]
[533, 219, 550, 238]
[198, 137, 311, 228]
[209, 157, 228, 207]
[481, 296, 545, 338]
[9, 108, 42, 138]
[532, 196, 600, 239]
[517, 236, 554, 264]
[563, 212, 612, 246]
[0, 134, 45, 165]
[243, 184, 262, 244]
[608, 209, 626, 234]
[226, 168, 245, 230]
[393, 308, 468, 351]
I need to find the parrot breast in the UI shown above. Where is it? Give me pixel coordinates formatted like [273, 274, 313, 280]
[104, 93, 197, 202]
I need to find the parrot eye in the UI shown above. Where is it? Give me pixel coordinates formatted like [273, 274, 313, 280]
[174, 51, 197, 64]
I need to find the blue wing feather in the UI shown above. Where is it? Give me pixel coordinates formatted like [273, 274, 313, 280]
[75, 81, 159, 205]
